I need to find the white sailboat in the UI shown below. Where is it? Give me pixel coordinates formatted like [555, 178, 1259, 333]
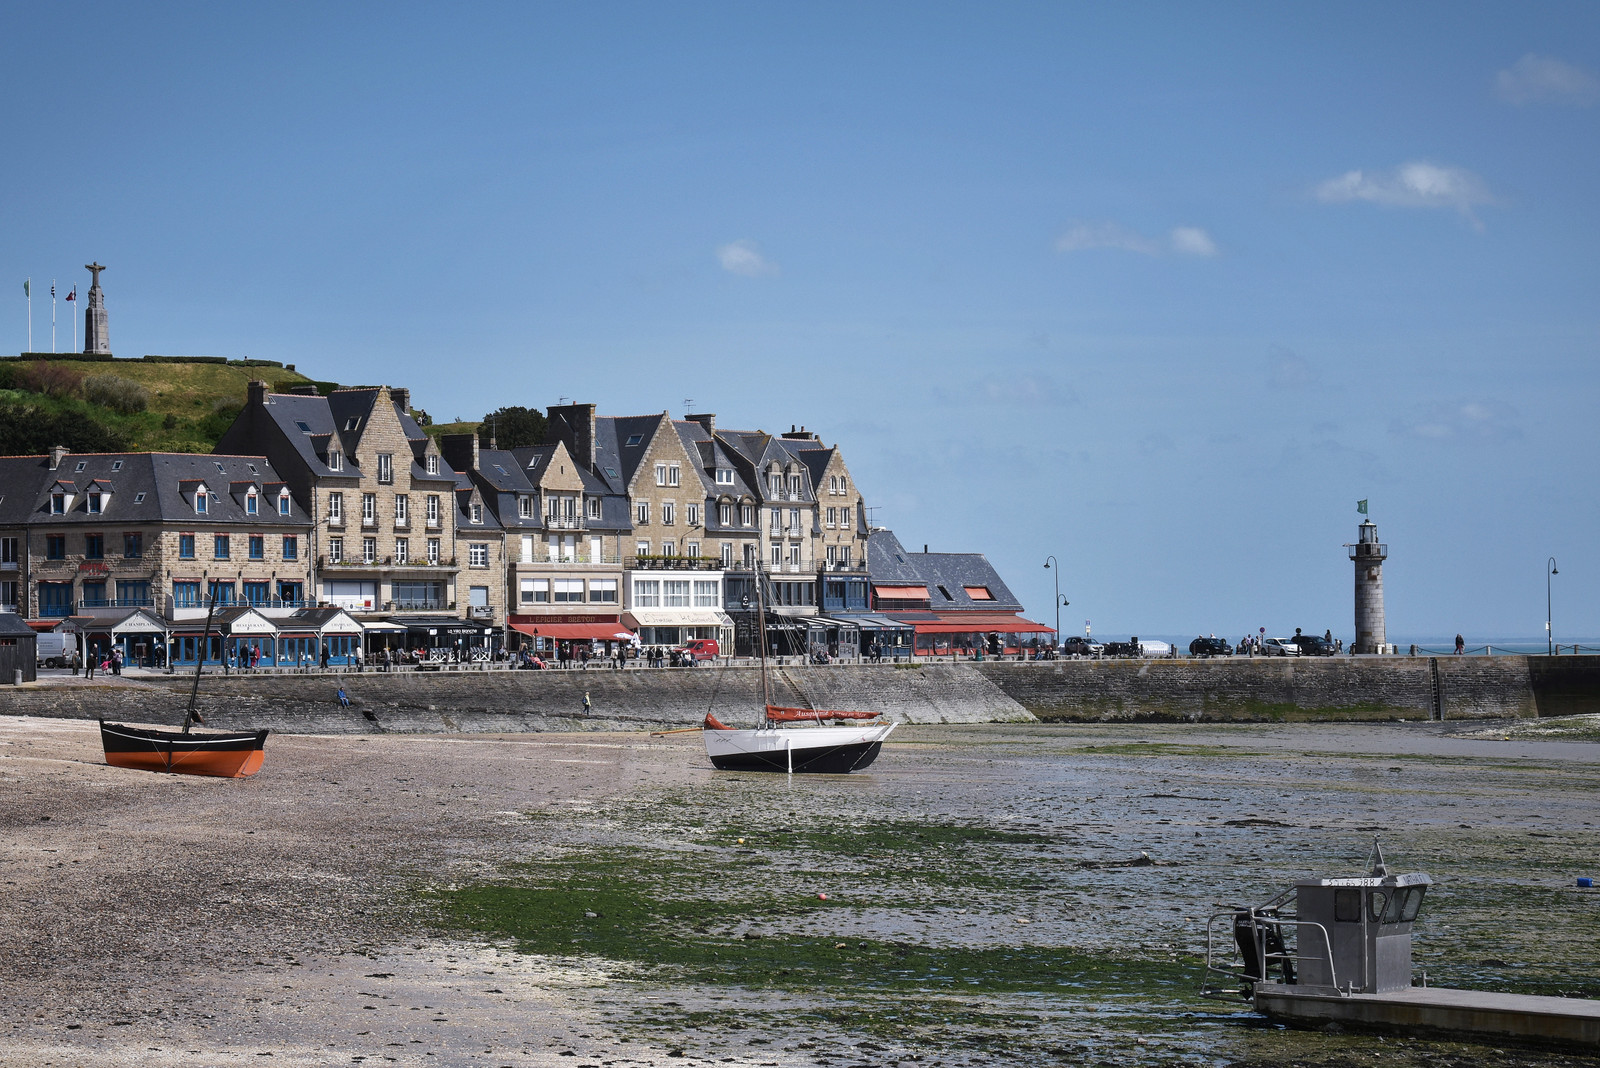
[702, 565, 895, 773]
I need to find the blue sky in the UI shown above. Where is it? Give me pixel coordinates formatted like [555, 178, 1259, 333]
[4, 3, 1597, 643]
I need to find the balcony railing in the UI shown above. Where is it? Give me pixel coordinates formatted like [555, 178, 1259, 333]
[320, 555, 458, 569]
[78, 597, 157, 609]
[627, 554, 724, 571]
[522, 553, 623, 566]
[387, 598, 451, 611]
[545, 516, 584, 530]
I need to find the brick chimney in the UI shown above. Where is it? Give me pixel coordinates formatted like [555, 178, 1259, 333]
[546, 402, 597, 471]
[439, 433, 479, 475]
[248, 380, 270, 408]
[687, 413, 716, 434]
[391, 387, 410, 414]
[48, 445, 68, 471]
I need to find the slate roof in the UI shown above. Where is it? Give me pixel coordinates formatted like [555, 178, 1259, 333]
[228, 388, 454, 486]
[866, 529, 1023, 612]
[0, 453, 311, 528]
[0, 612, 36, 637]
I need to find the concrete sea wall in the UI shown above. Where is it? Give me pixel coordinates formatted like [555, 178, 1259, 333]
[5, 655, 1591, 734]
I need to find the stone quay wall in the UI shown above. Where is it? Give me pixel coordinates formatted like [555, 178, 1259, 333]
[4, 655, 1586, 735]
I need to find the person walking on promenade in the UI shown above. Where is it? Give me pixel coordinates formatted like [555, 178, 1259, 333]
[1455, 634, 1465, 655]
[320, 644, 329, 670]
[71, 647, 81, 676]
[111, 647, 123, 676]
[582, 691, 591, 717]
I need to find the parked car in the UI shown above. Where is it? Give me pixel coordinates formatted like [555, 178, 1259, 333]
[1104, 637, 1172, 658]
[1102, 639, 1139, 658]
[1189, 636, 1233, 657]
[1060, 636, 1104, 657]
[1291, 635, 1336, 657]
[675, 638, 720, 662]
[1262, 637, 1301, 657]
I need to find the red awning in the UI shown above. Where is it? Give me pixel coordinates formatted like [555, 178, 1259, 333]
[873, 584, 929, 598]
[510, 622, 633, 640]
[911, 615, 1055, 634]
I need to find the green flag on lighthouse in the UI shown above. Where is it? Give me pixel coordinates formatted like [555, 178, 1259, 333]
[22, 279, 28, 298]
[1357, 499, 1368, 515]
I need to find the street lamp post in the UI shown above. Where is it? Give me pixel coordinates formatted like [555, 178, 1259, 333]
[1547, 557, 1558, 656]
[1044, 556, 1061, 650]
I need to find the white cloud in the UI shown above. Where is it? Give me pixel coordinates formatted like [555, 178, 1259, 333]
[1495, 54, 1600, 106]
[716, 239, 778, 277]
[1313, 161, 1494, 228]
[1056, 221, 1218, 257]
[1168, 226, 1218, 257]
[1389, 399, 1522, 443]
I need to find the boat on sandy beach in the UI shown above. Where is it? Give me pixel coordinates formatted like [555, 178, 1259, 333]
[701, 565, 894, 773]
[98, 720, 269, 777]
[99, 598, 269, 778]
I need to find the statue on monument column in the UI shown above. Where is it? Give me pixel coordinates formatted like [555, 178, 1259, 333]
[83, 261, 110, 355]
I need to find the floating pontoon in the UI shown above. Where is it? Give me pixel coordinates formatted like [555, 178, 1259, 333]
[1202, 840, 1600, 1048]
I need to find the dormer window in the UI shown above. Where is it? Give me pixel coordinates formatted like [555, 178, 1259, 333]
[196, 489, 209, 514]
[518, 496, 532, 519]
[716, 468, 733, 485]
[246, 491, 259, 515]
[470, 502, 483, 524]
[51, 492, 66, 514]
[278, 491, 291, 516]
[426, 454, 438, 475]
[87, 492, 102, 514]
[328, 451, 342, 472]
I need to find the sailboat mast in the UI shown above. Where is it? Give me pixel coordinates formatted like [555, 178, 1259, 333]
[755, 562, 772, 716]
[184, 596, 218, 733]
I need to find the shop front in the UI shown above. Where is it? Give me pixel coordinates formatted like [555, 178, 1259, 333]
[622, 608, 734, 651]
[508, 613, 632, 658]
[278, 608, 365, 668]
[169, 607, 280, 668]
[907, 613, 1056, 657]
[62, 609, 170, 669]
[399, 616, 498, 664]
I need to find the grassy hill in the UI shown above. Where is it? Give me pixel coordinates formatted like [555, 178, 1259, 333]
[0, 356, 318, 455]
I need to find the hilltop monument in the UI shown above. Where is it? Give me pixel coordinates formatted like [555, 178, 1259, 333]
[1349, 516, 1388, 654]
[83, 261, 109, 355]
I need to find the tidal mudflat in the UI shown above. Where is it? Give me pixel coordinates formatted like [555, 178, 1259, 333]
[1, 714, 1597, 1067]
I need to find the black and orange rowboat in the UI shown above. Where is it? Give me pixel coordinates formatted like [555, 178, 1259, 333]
[98, 720, 268, 778]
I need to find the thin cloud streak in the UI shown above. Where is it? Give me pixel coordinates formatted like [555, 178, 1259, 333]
[1313, 161, 1494, 229]
[1056, 221, 1218, 257]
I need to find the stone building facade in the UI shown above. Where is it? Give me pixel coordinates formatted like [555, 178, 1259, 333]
[0, 447, 312, 622]
[216, 382, 503, 627]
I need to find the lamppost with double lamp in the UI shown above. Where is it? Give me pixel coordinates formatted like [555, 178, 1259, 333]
[1547, 557, 1558, 656]
[1044, 556, 1063, 650]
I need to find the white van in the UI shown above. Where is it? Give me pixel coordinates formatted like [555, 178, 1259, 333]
[36, 632, 77, 668]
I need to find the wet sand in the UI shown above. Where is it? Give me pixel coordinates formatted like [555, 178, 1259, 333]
[2, 715, 1598, 1067]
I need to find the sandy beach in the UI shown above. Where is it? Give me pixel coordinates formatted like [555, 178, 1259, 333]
[3, 714, 1599, 1068]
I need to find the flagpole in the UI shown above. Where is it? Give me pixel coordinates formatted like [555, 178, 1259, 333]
[24, 278, 31, 352]
[71, 288, 77, 351]
[51, 280, 57, 353]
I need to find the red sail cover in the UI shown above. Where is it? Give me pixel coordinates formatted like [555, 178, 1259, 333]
[764, 704, 880, 723]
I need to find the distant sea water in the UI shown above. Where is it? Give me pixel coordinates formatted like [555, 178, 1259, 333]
[1129, 634, 1600, 656]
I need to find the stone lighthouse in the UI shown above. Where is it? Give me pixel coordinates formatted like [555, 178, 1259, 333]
[1349, 519, 1388, 654]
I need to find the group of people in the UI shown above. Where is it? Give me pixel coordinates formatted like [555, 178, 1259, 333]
[71, 645, 123, 677]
